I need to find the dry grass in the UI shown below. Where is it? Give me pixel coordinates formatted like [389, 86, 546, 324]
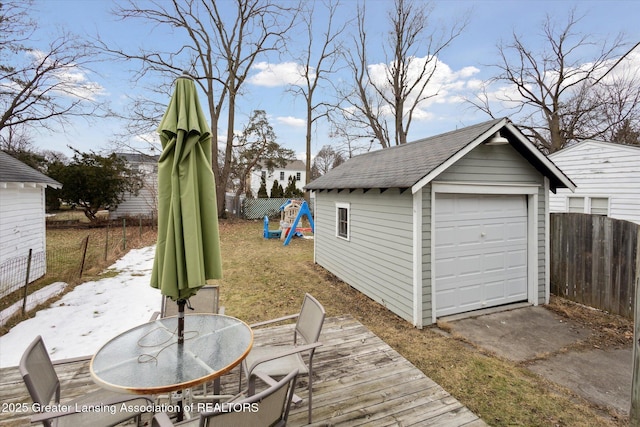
[0, 214, 157, 334]
[7, 218, 631, 426]
[215, 220, 628, 427]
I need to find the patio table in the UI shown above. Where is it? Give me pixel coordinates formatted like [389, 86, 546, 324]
[90, 314, 253, 418]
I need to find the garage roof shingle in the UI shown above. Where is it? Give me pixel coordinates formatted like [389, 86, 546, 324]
[306, 118, 504, 191]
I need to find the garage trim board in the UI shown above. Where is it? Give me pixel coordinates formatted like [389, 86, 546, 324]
[429, 182, 539, 323]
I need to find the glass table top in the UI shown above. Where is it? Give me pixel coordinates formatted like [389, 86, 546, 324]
[90, 314, 253, 394]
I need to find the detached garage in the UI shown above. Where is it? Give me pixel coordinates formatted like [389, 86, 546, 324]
[306, 118, 575, 327]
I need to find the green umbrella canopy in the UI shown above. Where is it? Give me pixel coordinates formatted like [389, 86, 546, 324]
[151, 75, 222, 301]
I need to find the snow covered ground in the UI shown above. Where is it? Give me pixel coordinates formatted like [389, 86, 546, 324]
[0, 246, 161, 368]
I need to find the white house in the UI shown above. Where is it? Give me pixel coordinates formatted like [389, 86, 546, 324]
[0, 151, 61, 297]
[306, 118, 575, 327]
[109, 153, 159, 220]
[548, 140, 640, 224]
[249, 160, 306, 197]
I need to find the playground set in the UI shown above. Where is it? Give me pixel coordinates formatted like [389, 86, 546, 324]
[263, 199, 315, 246]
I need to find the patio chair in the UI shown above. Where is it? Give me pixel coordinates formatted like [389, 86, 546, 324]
[20, 335, 154, 427]
[240, 293, 325, 424]
[161, 284, 224, 317]
[151, 369, 298, 427]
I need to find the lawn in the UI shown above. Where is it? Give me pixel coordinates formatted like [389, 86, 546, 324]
[214, 219, 626, 427]
[27, 218, 630, 426]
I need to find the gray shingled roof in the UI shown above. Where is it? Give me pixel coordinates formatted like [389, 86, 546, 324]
[306, 118, 506, 191]
[0, 151, 62, 188]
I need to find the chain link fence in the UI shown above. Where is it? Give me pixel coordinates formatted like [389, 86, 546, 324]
[0, 217, 158, 323]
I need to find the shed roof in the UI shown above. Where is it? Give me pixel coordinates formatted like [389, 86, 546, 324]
[549, 139, 640, 158]
[306, 118, 575, 193]
[0, 151, 62, 188]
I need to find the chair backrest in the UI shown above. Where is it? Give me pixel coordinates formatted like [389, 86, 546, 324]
[19, 336, 60, 408]
[162, 285, 220, 317]
[295, 293, 326, 346]
[199, 369, 298, 427]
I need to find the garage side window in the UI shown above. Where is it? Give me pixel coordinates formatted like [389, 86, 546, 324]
[336, 202, 350, 240]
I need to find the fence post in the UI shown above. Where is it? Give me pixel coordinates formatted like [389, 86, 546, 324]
[104, 221, 110, 261]
[21, 249, 33, 315]
[122, 218, 127, 250]
[631, 228, 640, 426]
[79, 236, 89, 278]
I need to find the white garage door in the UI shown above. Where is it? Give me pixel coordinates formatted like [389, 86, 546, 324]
[435, 194, 528, 317]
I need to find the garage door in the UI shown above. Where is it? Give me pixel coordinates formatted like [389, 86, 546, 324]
[435, 193, 528, 317]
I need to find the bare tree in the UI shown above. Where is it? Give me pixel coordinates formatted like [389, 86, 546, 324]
[287, 0, 348, 190]
[311, 144, 344, 179]
[334, 0, 466, 148]
[469, 9, 631, 153]
[107, 0, 298, 216]
[230, 110, 295, 198]
[589, 65, 640, 145]
[0, 1, 105, 136]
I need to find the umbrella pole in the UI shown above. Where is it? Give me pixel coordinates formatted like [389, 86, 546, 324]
[177, 299, 186, 421]
[177, 299, 185, 345]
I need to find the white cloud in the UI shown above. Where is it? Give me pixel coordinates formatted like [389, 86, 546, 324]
[365, 55, 481, 120]
[276, 116, 306, 127]
[248, 61, 311, 87]
[28, 50, 106, 101]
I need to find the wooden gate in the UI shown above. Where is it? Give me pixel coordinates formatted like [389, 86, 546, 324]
[550, 213, 639, 319]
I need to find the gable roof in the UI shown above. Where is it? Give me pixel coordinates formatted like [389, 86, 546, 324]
[306, 118, 575, 193]
[0, 151, 62, 189]
[256, 159, 306, 171]
[117, 152, 160, 164]
[549, 139, 640, 158]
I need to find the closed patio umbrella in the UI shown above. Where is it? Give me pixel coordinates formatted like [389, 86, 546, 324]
[151, 72, 222, 344]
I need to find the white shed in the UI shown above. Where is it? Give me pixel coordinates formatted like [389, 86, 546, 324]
[109, 153, 159, 220]
[306, 118, 575, 327]
[549, 140, 640, 224]
[0, 151, 61, 297]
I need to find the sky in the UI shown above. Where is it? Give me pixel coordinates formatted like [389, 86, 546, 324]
[0, 246, 160, 368]
[23, 0, 640, 161]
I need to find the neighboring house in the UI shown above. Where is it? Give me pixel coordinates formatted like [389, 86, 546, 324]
[249, 160, 306, 197]
[548, 140, 640, 224]
[0, 151, 62, 297]
[109, 153, 159, 220]
[305, 118, 575, 327]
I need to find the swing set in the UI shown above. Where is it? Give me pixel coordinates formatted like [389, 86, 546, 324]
[263, 199, 315, 246]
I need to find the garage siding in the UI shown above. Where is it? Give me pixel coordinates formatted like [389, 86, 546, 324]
[433, 143, 547, 310]
[313, 142, 551, 326]
[537, 184, 546, 304]
[314, 189, 415, 323]
[421, 184, 432, 325]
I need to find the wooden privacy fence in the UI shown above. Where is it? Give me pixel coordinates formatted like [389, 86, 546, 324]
[551, 213, 640, 319]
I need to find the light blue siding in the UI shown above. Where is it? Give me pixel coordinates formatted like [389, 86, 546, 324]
[314, 189, 415, 323]
[314, 143, 550, 327]
[434, 144, 547, 305]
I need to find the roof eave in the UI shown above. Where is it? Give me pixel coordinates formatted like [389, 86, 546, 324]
[504, 122, 576, 192]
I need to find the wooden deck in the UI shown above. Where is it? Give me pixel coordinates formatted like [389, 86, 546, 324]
[0, 316, 485, 426]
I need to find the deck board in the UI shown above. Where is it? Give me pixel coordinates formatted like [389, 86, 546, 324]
[0, 315, 485, 426]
